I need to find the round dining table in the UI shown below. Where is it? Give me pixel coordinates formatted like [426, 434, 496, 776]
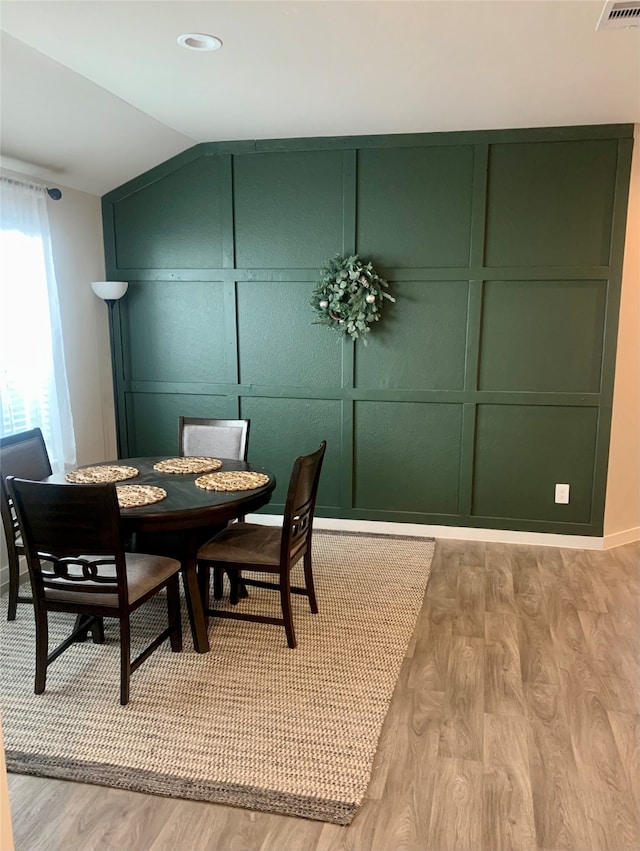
[47, 456, 276, 653]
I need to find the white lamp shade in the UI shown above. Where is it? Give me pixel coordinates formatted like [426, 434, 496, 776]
[91, 281, 128, 301]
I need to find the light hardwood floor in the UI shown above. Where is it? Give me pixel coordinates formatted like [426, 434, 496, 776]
[7, 539, 640, 851]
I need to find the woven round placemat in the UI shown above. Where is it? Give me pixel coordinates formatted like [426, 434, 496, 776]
[194, 471, 270, 492]
[65, 465, 139, 484]
[116, 485, 167, 509]
[153, 457, 223, 474]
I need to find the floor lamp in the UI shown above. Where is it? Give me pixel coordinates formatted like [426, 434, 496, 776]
[91, 281, 129, 457]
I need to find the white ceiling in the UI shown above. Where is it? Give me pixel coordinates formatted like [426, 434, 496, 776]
[1, 0, 639, 196]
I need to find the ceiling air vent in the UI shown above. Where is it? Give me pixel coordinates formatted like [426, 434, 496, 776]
[596, 1, 640, 29]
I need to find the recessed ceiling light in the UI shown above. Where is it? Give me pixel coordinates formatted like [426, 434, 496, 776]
[177, 33, 222, 51]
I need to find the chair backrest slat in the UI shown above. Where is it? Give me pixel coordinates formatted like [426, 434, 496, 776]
[40, 556, 118, 595]
[179, 417, 250, 461]
[0, 428, 52, 549]
[281, 442, 326, 566]
[7, 478, 127, 603]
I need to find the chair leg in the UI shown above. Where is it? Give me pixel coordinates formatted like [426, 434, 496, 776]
[34, 607, 48, 694]
[228, 570, 242, 605]
[198, 564, 211, 630]
[279, 570, 296, 649]
[237, 572, 249, 600]
[73, 614, 105, 644]
[228, 570, 249, 605]
[303, 551, 318, 614]
[7, 554, 19, 621]
[213, 567, 224, 600]
[167, 576, 183, 652]
[119, 618, 131, 706]
[91, 617, 106, 644]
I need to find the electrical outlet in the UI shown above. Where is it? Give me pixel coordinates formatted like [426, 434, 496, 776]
[555, 483, 570, 504]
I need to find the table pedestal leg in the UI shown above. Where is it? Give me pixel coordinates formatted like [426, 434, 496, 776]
[181, 533, 210, 653]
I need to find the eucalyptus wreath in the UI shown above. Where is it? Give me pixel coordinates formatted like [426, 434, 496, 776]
[310, 254, 395, 343]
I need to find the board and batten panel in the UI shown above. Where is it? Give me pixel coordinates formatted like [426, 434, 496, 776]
[484, 139, 618, 267]
[121, 281, 231, 384]
[356, 146, 475, 267]
[126, 393, 236, 457]
[237, 281, 343, 387]
[354, 280, 469, 390]
[353, 401, 462, 514]
[113, 156, 226, 269]
[239, 397, 342, 509]
[478, 280, 607, 392]
[472, 404, 599, 524]
[234, 150, 345, 269]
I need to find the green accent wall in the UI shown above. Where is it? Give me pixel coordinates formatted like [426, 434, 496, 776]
[102, 124, 633, 536]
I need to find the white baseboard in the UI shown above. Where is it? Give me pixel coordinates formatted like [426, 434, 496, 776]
[603, 526, 640, 549]
[246, 515, 609, 550]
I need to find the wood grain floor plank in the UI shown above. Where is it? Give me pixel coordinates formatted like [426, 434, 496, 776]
[484, 612, 526, 716]
[545, 591, 589, 658]
[148, 799, 234, 850]
[599, 674, 640, 713]
[608, 711, 640, 818]
[453, 563, 485, 638]
[483, 713, 536, 851]
[484, 547, 516, 615]
[365, 656, 413, 800]
[524, 682, 592, 850]
[57, 785, 179, 851]
[545, 557, 640, 849]
[554, 550, 610, 614]
[7, 775, 97, 851]
[457, 541, 486, 566]
[578, 610, 640, 688]
[368, 688, 443, 850]
[589, 544, 640, 588]
[439, 637, 484, 761]
[511, 555, 562, 691]
[251, 813, 325, 851]
[516, 605, 560, 687]
[408, 596, 456, 693]
[600, 577, 640, 622]
[558, 666, 640, 851]
[427, 757, 482, 851]
[511, 555, 542, 600]
[424, 548, 460, 600]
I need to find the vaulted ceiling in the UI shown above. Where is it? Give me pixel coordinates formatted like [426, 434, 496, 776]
[1, 0, 639, 195]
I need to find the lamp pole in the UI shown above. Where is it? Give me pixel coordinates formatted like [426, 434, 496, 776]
[91, 282, 129, 459]
[105, 299, 123, 457]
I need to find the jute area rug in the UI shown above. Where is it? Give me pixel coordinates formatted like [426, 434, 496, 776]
[1, 531, 434, 825]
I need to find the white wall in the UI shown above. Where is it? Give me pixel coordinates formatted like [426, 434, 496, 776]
[46, 181, 117, 465]
[0, 172, 116, 591]
[604, 125, 640, 546]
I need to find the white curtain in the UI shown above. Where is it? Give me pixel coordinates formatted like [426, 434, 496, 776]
[0, 177, 76, 471]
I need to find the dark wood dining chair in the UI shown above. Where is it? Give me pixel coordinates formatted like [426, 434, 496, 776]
[179, 417, 250, 462]
[7, 477, 183, 705]
[196, 441, 326, 648]
[0, 428, 52, 621]
[179, 416, 251, 599]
